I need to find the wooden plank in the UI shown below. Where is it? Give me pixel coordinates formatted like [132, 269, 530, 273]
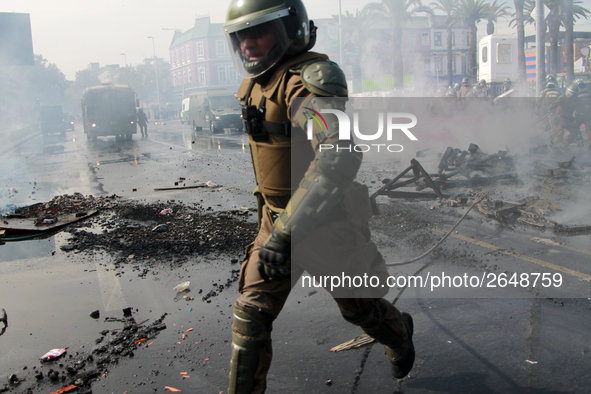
[154, 183, 209, 191]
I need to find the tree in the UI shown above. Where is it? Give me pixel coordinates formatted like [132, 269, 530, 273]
[64, 68, 101, 116]
[1, 54, 67, 128]
[511, 0, 527, 83]
[430, 0, 459, 87]
[544, 0, 589, 76]
[452, 0, 491, 82]
[331, 9, 371, 92]
[519, 0, 547, 82]
[363, 0, 433, 89]
[484, 0, 512, 34]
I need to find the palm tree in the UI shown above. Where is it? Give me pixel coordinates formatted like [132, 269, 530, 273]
[519, 0, 547, 82]
[363, 0, 433, 89]
[512, 0, 527, 83]
[452, 0, 491, 82]
[430, 0, 459, 88]
[331, 9, 377, 92]
[565, 0, 573, 81]
[484, 0, 512, 34]
[544, 0, 589, 75]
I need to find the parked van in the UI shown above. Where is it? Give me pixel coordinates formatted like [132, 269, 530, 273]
[181, 98, 190, 124]
[185, 89, 242, 133]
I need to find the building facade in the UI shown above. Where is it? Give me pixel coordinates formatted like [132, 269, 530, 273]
[169, 17, 241, 99]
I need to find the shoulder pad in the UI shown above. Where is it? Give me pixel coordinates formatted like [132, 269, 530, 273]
[301, 60, 348, 97]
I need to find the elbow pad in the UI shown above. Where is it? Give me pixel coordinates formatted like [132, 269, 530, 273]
[275, 143, 363, 243]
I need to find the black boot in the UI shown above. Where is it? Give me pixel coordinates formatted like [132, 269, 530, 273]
[386, 312, 415, 379]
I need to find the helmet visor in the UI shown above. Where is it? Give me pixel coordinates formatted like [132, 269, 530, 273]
[226, 19, 291, 78]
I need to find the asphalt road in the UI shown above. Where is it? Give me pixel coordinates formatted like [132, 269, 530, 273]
[1, 121, 590, 393]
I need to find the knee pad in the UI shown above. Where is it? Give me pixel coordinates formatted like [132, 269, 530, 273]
[229, 303, 273, 394]
[232, 303, 272, 341]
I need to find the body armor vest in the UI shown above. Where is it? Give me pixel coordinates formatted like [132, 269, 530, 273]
[236, 52, 327, 210]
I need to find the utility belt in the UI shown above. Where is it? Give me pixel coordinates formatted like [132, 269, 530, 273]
[242, 80, 291, 142]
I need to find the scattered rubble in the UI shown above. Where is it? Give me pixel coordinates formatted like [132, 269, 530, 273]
[2, 309, 168, 394]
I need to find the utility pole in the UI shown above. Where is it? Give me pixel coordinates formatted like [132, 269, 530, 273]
[338, 0, 343, 66]
[147, 36, 162, 119]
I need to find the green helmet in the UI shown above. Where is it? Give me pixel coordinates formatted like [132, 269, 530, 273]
[566, 83, 579, 97]
[462, 77, 469, 85]
[224, 0, 314, 78]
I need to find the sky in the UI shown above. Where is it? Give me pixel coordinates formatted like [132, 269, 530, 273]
[6, 0, 591, 80]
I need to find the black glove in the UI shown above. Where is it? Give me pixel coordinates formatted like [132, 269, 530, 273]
[257, 230, 291, 282]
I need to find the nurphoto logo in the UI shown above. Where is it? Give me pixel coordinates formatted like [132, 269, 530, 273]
[304, 108, 418, 153]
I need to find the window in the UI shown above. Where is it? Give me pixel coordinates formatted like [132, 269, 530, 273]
[186, 45, 190, 62]
[435, 56, 443, 73]
[178, 71, 182, 85]
[482, 46, 488, 63]
[181, 47, 185, 62]
[452, 56, 456, 73]
[451, 31, 455, 47]
[434, 32, 442, 47]
[218, 65, 228, 81]
[421, 33, 429, 46]
[197, 42, 204, 58]
[497, 43, 511, 62]
[183, 69, 186, 84]
[424, 57, 431, 71]
[217, 40, 227, 59]
[228, 65, 237, 81]
[176, 49, 180, 65]
[188, 69, 191, 83]
[198, 67, 206, 82]
[172, 51, 176, 66]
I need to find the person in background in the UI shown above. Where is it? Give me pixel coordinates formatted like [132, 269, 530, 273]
[137, 108, 148, 138]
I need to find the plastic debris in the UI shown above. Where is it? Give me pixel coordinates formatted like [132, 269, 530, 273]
[40, 348, 67, 361]
[48, 384, 78, 394]
[89, 310, 100, 319]
[164, 386, 182, 392]
[173, 281, 190, 292]
[159, 209, 172, 216]
[152, 224, 167, 232]
[35, 217, 58, 226]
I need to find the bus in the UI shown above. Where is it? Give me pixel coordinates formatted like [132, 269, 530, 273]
[81, 84, 139, 142]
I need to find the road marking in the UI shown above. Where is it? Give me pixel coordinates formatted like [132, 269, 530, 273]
[510, 231, 591, 257]
[96, 263, 127, 312]
[430, 228, 591, 281]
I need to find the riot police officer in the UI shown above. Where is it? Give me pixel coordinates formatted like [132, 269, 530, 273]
[536, 81, 562, 134]
[458, 77, 471, 98]
[223, 0, 415, 392]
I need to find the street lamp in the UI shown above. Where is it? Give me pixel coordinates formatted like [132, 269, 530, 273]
[147, 36, 162, 120]
[120, 53, 126, 67]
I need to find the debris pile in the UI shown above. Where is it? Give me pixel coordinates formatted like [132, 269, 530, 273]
[4, 193, 118, 219]
[1, 309, 167, 394]
[60, 199, 257, 267]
